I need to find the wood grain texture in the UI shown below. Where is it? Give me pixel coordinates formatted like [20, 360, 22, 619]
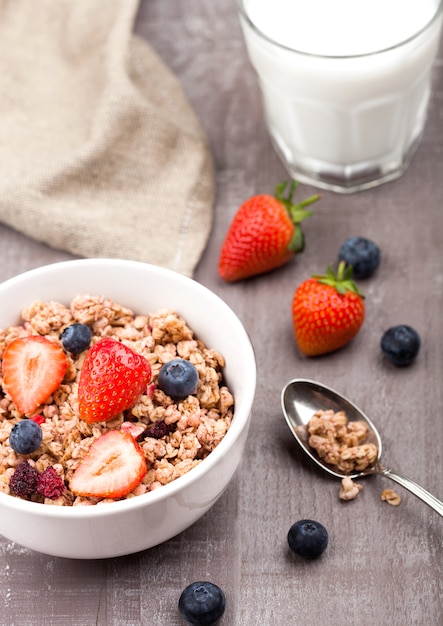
[0, 1, 442, 624]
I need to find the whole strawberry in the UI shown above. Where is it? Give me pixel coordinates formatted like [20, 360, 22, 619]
[218, 181, 319, 282]
[78, 338, 152, 423]
[292, 262, 365, 356]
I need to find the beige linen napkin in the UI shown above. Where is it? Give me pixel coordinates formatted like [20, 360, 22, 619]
[0, 0, 214, 276]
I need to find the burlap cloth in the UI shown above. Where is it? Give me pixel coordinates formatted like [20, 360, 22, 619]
[0, 0, 215, 276]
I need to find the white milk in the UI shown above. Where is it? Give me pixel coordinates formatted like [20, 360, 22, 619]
[239, 0, 443, 192]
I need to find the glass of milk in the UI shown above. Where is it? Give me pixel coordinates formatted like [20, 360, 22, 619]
[237, 0, 443, 193]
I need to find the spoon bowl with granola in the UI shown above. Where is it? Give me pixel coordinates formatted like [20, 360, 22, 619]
[281, 379, 443, 516]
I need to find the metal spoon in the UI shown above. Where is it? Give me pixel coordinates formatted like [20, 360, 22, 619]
[281, 378, 443, 516]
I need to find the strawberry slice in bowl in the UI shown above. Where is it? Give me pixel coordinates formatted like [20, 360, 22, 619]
[1, 335, 67, 415]
[70, 430, 147, 499]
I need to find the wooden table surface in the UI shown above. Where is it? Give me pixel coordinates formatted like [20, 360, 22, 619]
[1, 1, 442, 624]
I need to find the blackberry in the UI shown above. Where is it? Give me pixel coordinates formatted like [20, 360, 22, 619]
[338, 236, 380, 279]
[145, 420, 172, 439]
[36, 466, 65, 500]
[61, 323, 92, 354]
[288, 519, 329, 559]
[9, 419, 43, 455]
[158, 358, 199, 400]
[178, 581, 226, 625]
[9, 461, 38, 498]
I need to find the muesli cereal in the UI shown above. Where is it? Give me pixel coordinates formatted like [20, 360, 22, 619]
[338, 476, 363, 501]
[381, 488, 401, 507]
[307, 409, 378, 502]
[307, 409, 378, 474]
[0, 295, 234, 506]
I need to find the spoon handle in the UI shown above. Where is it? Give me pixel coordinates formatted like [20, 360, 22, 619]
[380, 467, 443, 516]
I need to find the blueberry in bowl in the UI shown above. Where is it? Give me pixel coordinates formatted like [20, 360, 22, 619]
[158, 358, 199, 399]
[61, 323, 92, 354]
[9, 419, 43, 455]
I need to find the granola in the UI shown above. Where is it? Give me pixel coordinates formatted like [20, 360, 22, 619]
[0, 295, 234, 506]
[381, 488, 401, 507]
[307, 409, 378, 474]
[338, 476, 363, 501]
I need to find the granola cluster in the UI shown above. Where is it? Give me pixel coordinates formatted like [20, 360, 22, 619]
[0, 295, 234, 506]
[307, 409, 378, 474]
[338, 476, 363, 501]
[381, 488, 401, 507]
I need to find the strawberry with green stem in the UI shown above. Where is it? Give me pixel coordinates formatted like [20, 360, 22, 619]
[218, 180, 320, 282]
[292, 262, 365, 356]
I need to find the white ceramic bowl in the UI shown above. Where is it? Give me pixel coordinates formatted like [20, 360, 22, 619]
[0, 259, 256, 559]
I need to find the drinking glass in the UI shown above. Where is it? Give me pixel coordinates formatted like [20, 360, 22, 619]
[237, 0, 443, 193]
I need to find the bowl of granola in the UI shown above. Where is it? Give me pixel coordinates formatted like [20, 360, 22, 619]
[0, 259, 256, 558]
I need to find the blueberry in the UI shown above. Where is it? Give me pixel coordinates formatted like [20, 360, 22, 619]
[61, 323, 92, 354]
[381, 325, 421, 366]
[338, 236, 380, 278]
[157, 358, 198, 399]
[287, 519, 328, 559]
[178, 581, 226, 626]
[9, 419, 43, 455]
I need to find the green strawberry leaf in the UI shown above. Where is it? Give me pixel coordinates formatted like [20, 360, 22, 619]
[275, 180, 320, 225]
[313, 261, 364, 297]
[288, 225, 305, 253]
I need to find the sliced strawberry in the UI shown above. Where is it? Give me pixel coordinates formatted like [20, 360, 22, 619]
[69, 430, 147, 499]
[78, 338, 152, 423]
[1, 336, 67, 415]
[120, 421, 146, 440]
